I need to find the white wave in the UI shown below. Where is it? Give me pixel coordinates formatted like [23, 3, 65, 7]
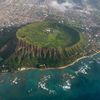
[38, 82, 48, 91]
[75, 63, 91, 75]
[59, 80, 71, 91]
[63, 73, 75, 80]
[38, 75, 56, 94]
[41, 75, 51, 82]
[94, 58, 100, 64]
[68, 74, 75, 79]
[11, 77, 18, 85]
[38, 81, 56, 94]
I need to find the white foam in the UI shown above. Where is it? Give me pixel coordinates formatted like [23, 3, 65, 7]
[60, 80, 71, 91]
[75, 63, 91, 75]
[38, 75, 56, 94]
[11, 77, 18, 85]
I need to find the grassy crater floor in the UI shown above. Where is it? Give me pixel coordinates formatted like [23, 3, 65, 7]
[4, 20, 87, 69]
[16, 21, 80, 48]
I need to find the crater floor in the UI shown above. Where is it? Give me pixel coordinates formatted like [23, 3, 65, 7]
[16, 20, 80, 48]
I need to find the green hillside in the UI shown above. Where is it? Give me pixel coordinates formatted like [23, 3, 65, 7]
[2, 20, 87, 69]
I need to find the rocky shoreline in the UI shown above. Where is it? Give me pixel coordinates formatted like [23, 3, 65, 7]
[0, 51, 99, 73]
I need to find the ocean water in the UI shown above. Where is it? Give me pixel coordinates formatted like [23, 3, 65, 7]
[0, 53, 100, 100]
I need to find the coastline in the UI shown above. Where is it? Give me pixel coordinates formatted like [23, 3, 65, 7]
[17, 50, 100, 72]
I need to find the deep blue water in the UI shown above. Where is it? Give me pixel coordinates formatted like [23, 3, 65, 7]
[0, 53, 100, 100]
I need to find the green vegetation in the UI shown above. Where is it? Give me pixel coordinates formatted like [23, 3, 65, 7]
[0, 27, 17, 48]
[16, 21, 80, 48]
[1, 19, 87, 69]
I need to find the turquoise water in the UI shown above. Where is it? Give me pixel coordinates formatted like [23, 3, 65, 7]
[0, 53, 100, 100]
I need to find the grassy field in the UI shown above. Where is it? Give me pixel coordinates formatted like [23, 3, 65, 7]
[16, 21, 80, 48]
